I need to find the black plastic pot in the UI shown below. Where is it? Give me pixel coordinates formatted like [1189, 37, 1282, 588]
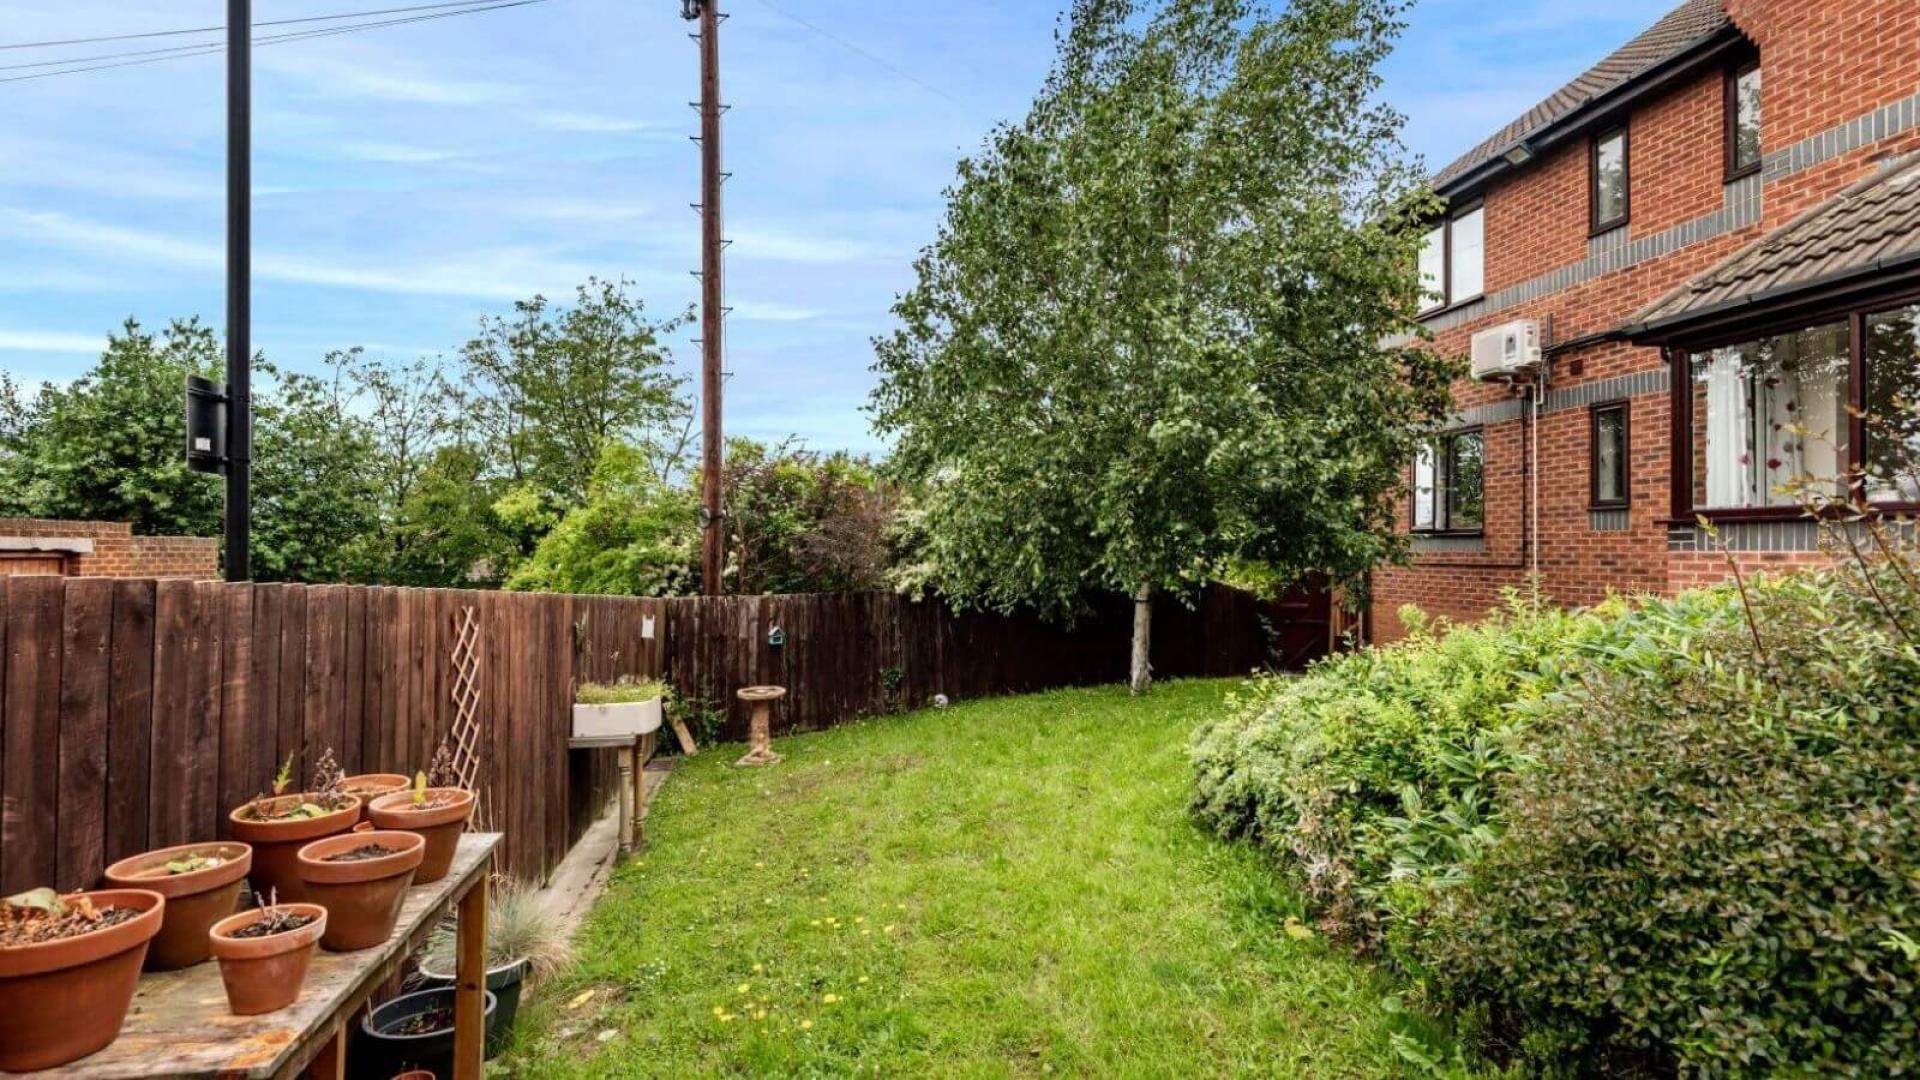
[358, 986, 497, 1080]
[415, 958, 528, 1053]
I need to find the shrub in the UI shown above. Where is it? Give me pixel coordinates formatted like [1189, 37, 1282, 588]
[1189, 590, 1594, 943]
[1425, 569, 1920, 1075]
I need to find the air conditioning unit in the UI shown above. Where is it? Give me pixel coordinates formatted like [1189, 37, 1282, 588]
[1470, 320, 1542, 381]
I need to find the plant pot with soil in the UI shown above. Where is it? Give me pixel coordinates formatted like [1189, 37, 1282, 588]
[366, 779, 476, 886]
[208, 899, 327, 1015]
[572, 678, 667, 740]
[102, 840, 251, 971]
[342, 774, 411, 821]
[296, 830, 425, 951]
[414, 879, 572, 1051]
[228, 751, 359, 904]
[0, 888, 166, 1072]
[358, 986, 497, 1079]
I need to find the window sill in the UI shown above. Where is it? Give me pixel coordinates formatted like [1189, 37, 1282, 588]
[1410, 530, 1485, 539]
[1588, 502, 1630, 513]
[1415, 294, 1486, 323]
[1589, 219, 1629, 240]
[1724, 163, 1761, 184]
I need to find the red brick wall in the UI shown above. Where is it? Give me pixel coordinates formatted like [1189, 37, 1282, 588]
[0, 519, 219, 579]
[1374, 0, 1920, 641]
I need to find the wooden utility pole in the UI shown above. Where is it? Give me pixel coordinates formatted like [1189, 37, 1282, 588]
[687, 0, 726, 595]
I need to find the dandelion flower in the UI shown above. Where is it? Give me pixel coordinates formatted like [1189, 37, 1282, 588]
[855, 916, 866, 924]
[713, 1006, 725, 1017]
[738, 982, 751, 994]
[884, 925, 896, 934]
[800, 1019, 814, 1030]
[822, 993, 841, 1004]
[858, 976, 870, 984]
[753, 962, 764, 973]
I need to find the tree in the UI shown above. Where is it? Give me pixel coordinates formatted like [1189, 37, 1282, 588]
[504, 443, 699, 596]
[461, 277, 695, 509]
[870, 0, 1457, 693]
[721, 438, 897, 594]
[3, 319, 224, 536]
[250, 358, 380, 582]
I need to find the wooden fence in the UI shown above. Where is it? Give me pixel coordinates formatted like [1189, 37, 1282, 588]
[0, 578, 1327, 895]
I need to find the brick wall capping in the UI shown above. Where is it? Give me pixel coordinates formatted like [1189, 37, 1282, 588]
[0, 535, 95, 555]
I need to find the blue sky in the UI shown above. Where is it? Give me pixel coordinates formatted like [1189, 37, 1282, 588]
[0, 0, 1686, 454]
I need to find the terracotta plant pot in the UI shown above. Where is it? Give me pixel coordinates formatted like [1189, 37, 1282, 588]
[296, 830, 425, 951]
[0, 888, 165, 1072]
[342, 774, 411, 822]
[103, 841, 252, 971]
[366, 788, 476, 885]
[227, 793, 361, 905]
[208, 903, 328, 1015]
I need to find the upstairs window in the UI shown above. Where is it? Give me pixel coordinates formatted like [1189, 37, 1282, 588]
[1726, 60, 1762, 179]
[1417, 204, 1485, 313]
[1413, 429, 1485, 533]
[1591, 125, 1629, 234]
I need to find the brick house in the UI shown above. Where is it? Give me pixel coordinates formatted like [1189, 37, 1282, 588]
[1372, 0, 1920, 641]
[0, 518, 219, 579]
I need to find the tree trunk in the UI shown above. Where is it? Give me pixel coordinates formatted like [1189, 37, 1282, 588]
[1129, 583, 1153, 696]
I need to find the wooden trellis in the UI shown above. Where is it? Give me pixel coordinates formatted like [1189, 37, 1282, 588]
[448, 605, 491, 832]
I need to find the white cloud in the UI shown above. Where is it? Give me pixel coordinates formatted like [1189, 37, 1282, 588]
[0, 209, 599, 302]
[530, 110, 674, 135]
[730, 300, 825, 323]
[261, 53, 519, 106]
[730, 226, 890, 265]
[0, 330, 106, 354]
[333, 141, 460, 165]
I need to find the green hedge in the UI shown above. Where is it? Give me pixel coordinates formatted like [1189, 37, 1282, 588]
[1191, 569, 1920, 1075]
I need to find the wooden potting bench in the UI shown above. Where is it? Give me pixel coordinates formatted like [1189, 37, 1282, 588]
[11, 833, 501, 1080]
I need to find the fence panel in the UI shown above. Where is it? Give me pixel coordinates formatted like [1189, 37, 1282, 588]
[0, 578, 1327, 891]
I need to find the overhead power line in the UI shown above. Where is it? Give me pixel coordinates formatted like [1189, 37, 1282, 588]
[0, 0, 552, 85]
[0, 0, 523, 51]
[748, 0, 958, 106]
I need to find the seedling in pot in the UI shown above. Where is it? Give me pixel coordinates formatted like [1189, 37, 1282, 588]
[243, 749, 351, 821]
[0, 888, 138, 948]
[230, 891, 318, 939]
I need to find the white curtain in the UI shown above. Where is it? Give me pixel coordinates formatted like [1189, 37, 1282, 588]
[1704, 352, 1748, 508]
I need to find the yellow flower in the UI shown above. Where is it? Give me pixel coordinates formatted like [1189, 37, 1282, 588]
[753, 963, 765, 974]
[861, 928, 872, 936]
[858, 976, 870, 984]
[822, 993, 840, 1004]
[737, 982, 751, 994]
[883, 925, 896, 934]
[712, 1006, 725, 1017]
[800, 1019, 814, 1030]
[854, 916, 866, 923]
[809, 919, 822, 927]
[1283, 917, 1314, 941]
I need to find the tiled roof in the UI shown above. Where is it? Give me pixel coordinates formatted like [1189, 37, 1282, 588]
[1635, 156, 1920, 328]
[1430, 0, 1733, 192]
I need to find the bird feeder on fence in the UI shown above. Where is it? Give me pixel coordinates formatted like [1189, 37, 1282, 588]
[735, 685, 786, 767]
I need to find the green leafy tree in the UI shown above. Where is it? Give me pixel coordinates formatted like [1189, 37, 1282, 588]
[504, 443, 699, 596]
[461, 277, 695, 510]
[4, 319, 224, 536]
[871, 0, 1455, 693]
[250, 359, 379, 582]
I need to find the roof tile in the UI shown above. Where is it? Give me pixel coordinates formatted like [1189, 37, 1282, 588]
[1635, 157, 1920, 327]
[1431, 0, 1731, 191]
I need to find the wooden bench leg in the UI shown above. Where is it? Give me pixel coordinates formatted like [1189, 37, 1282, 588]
[303, 1024, 345, 1079]
[454, 881, 488, 1080]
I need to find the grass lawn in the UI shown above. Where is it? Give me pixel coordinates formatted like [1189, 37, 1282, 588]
[504, 679, 1454, 1078]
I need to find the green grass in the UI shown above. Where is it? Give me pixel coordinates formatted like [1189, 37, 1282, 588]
[504, 679, 1454, 1078]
